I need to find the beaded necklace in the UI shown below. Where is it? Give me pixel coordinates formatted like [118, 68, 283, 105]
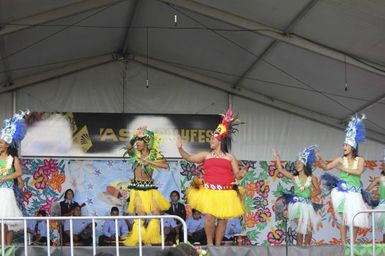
[294, 176, 312, 191]
[210, 151, 226, 158]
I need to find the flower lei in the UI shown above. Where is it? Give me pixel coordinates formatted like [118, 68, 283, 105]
[124, 130, 164, 176]
[195, 245, 209, 256]
[294, 176, 311, 191]
[173, 242, 210, 256]
[0, 155, 14, 178]
[129, 149, 164, 176]
[343, 157, 358, 174]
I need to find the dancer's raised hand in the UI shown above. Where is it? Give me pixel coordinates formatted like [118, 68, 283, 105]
[176, 135, 183, 149]
[272, 148, 279, 158]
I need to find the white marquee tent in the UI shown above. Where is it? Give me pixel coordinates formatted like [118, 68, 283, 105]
[0, 0, 384, 160]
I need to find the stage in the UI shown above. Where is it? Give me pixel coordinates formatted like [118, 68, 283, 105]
[10, 244, 354, 256]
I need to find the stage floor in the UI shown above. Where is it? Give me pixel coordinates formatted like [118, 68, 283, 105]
[10, 244, 358, 256]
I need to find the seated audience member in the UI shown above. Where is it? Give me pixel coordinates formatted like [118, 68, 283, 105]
[165, 191, 186, 243]
[223, 217, 242, 242]
[186, 209, 206, 245]
[63, 205, 93, 246]
[164, 216, 179, 245]
[60, 189, 84, 216]
[27, 210, 49, 245]
[99, 207, 129, 246]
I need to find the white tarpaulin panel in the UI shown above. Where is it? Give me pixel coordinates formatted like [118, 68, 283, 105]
[232, 95, 384, 160]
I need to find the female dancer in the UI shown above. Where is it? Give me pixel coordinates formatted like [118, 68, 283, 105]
[176, 108, 246, 246]
[123, 127, 170, 246]
[272, 146, 321, 245]
[0, 110, 29, 245]
[366, 164, 385, 242]
[317, 114, 368, 244]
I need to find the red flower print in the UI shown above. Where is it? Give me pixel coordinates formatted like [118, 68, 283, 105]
[39, 198, 57, 215]
[22, 188, 32, 204]
[256, 208, 272, 223]
[267, 228, 285, 245]
[33, 168, 49, 190]
[256, 180, 270, 198]
[268, 161, 284, 180]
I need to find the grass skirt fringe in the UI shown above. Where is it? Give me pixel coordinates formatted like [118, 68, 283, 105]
[187, 187, 244, 219]
[127, 189, 170, 214]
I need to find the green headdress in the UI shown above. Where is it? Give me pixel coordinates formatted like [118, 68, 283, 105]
[124, 127, 164, 175]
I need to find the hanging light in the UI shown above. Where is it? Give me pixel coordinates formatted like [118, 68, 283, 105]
[173, 0, 178, 26]
[146, 26, 150, 89]
[174, 14, 178, 26]
[344, 55, 348, 92]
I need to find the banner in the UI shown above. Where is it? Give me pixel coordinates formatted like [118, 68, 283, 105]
[21, 112, 220, 158]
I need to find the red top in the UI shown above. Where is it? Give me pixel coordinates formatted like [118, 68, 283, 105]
[203, 158, 235, 186]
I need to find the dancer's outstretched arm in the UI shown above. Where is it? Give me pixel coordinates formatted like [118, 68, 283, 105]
[366, 177, 380, 191]
[176, 136, 208, 163]
[316, 151, 341, 171]
[272, 148, 294, 180]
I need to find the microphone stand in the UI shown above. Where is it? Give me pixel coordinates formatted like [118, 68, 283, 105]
[59, 222, 64, 256]
[284, 216, 288, 256]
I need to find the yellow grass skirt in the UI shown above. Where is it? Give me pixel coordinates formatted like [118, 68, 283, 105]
[187, 187, 244, 219]
[127, 189, 170, 214]
[123, 219, 162, 246]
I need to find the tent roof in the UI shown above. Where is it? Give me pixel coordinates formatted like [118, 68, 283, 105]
[1, 0, 385, 143]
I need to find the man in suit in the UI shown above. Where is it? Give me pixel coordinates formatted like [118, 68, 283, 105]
[60, 189, 80, 216]
[165, 191, 186, 244]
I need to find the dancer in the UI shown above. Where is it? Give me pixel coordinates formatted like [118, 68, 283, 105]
[272, 146, 321, 246]
[0, 110, 29, 245]
[366, 153, 385, 242]
[317, 114, 368, 244]
[123, 127, 170, 246]
[176, 108, 246, 246]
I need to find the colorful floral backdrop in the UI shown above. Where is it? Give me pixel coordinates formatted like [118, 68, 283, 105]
[20, 158, 384, 245]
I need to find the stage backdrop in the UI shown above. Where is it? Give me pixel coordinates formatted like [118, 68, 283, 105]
[20, 158, 384, 245]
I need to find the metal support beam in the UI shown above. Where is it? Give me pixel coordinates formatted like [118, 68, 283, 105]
[342, 92, 385, 122]
[12, 91, 17, 113]
[121, 0, 141, 54]
[233, 0, 319, 89]
[0, 0, 127, 36]
[232, 40, 276, 89]
[131, 53, 385, 144]
[0, 54, 114, 94]
[159, 0, 385, 78]
[0, 37, 13, 85]
[283, 0, 320, 33]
